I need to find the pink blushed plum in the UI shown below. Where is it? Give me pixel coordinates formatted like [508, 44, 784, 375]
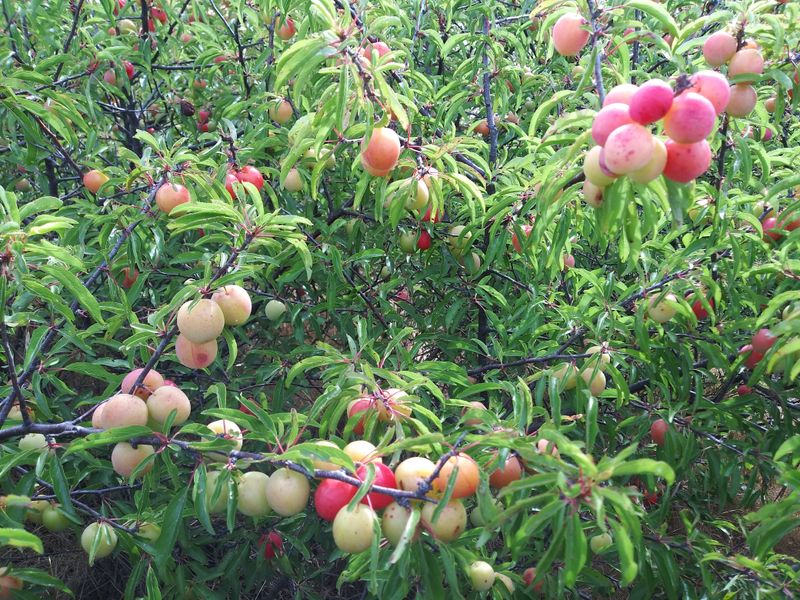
[702, 32, 737, 67]
[552, 13, 590, 57]
[663, 139, 712, 183]
[687, 71, 731, 115]
[628, 137, 667, 184]
[663, 92, 716, 143]
[629, 80, 673, 124]
[603, 124, 654, 174]
[603, 83, 639, 107]
[591, 103, 633, 146]
[726, 84, 757, 117]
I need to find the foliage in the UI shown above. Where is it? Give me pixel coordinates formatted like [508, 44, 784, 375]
[0, 0, 799, 598]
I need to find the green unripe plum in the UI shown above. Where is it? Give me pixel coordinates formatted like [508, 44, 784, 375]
[580, 368, 606, 396]
[332, 504, 377, 553]
[264, 468, 310, 516]
[138, 522, 162, 542]
[177, 299, 225, 344]
[590, 532, 613, 553]
[282, 168, 303, 192]
[207, 419, 243, 450]
[117, 19, 137, 34]
[448, 226, 471, 257]
[205, 471, 229, 513]
[25, 500, 49, 524]
[552, 363, 578, 389]
[647, 292, 678, 323]
[468, 561, 496, 591]
[236, 471, 272, 517]
[583, 146, 616, 187]
[421, 499, 467, 542]
[42, 506, 71, 532]
[81, 522, 118, 564]
[18, 433, 47, 453]
[398, 232, 417, 254]
[265, 299, 287, 321]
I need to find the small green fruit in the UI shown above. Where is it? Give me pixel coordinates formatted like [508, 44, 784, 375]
[590, 532, 612, 553]
[265, 300, 287, 321]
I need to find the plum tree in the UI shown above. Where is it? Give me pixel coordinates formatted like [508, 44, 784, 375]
[702, 31, 737, 66]
[146, 385, 191, 426]
[264, 468, 310, 516]
[552, 13, 590, 57]
[111, 442, 155, 478]
[94, 394, 149, 429]
[211, 285, 252, 326]
[121, 368, 164, 399]
[421, 499, 467, 542]
[433, 453, 480, 498]
[236, 471, 272, 517]
[468, 561, 495, 591]
[177, 299, 225, 344]
[155, 182, 190, 214]
[80, 522, 118, 564]
[360, 127, 401, 177]
[174, 334, 218, 369]
[82, 169, 109, 193]
[332, 504, 377, 553]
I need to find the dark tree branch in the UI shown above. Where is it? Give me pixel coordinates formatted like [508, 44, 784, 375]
[53, 0, 85, 81]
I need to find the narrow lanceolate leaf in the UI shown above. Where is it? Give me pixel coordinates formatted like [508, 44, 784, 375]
[39, 264, 104, 324]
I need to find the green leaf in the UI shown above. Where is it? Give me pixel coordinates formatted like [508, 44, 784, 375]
[39, 264, 104, 324]
[0, 528, 44, 553]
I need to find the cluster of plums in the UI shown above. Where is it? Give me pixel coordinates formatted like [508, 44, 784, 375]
[702, 31, 764, 117]
[551, 344, 612, 396]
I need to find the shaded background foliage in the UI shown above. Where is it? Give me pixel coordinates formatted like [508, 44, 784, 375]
[0, 0, 799, 598]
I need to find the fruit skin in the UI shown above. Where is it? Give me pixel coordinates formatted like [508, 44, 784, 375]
[448, 225, 472, 257]
[343, 440, 381, 464]
[583, 180, 604, 208]
[647, 293, 678, 323]
[628, 137, 667, 183]
[433, 453, 480, 498]
[580, 368, 606, 396]
[283, 168, 303, 192]
[650, 418, 669, 447]
[663, 93, 716, 144]
[42, 506, 71, 532]
[155, 182, 191, 214]
[552, 13, 590, 57]
[147, 385, 191, 426]
[663, 140, 712, 183]
[489, 455, 523, 489]
[121, 267, 139, 289]
[18, 433, 48, 453]
[522, 567, 544, 592]
[583, 146, 616, 187]
[137, 523, 161, 542]
[211, 285, 252, 326]
[111, 442, 155, 478]
[269, 100, 293, 124]
[236, 471, 272, 517]
[95, 393, 149, 429]
[603, 123, 654, 175]
[603, 83, 639, 107]
[177, 299, 225, 344]
[591, 103, 633, 146]
[205, 471, 228, 513]
[361, 127, 401, 177]
[398, 232, 418, 254]
[751, 328, 777, 354]
[382, 502, 416, 546]
[395, 456, 436, 492]
[728, 49, 764, 81]
[687, 70, 731, 115]
[277, 17, 296, 41]
[207, 419, 243, 450]
[237, 165, 265, 190]
[468, 561, 496, 592]
[739, 344, 765, 369]
[511, 224, 533, 253]
[259, 531, 284, 559]
[737, 384, 752, 396]
[83, 169, 109, 193]
[175, 334, 217, 369]
[726, 84, 757, 117]
[80, 522, 118, 564]
[703, 31, 737, 66]
[332, 504, 377, 553]
[264, 468, 310, 516]
[265, 299, 287, 321]
[629, 80, 673, 124]
[590, 532, 613, 553]
[417, 230, 432, 251]
[474, 120, 490, 136]
[121, 368, 164, 399]
[356, 461, 397, 510]
[314, 478, 357, 521]
[552, 363, 578, 389]
[421, 499, 467, 542]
